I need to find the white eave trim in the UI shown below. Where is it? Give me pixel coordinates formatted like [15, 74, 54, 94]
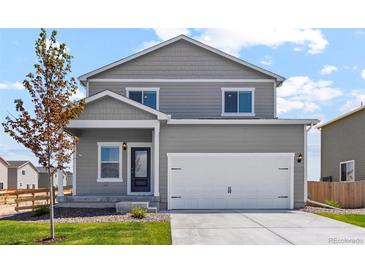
[88, 78, 276, 83]
[68, 120, 160, 129]
[78, 35, 285, 84]
[167, 119, 320, 125]
[317, 105, 365, 129]
[85, 90, 169, 120]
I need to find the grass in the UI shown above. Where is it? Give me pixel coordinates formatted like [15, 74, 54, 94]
[0, 220, 171, 245]
[317, 213, 365, 228]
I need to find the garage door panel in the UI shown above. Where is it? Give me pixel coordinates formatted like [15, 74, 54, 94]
[168, 153, 293, 210]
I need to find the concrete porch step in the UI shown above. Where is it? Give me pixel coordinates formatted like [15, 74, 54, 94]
[116, 201, 158, 213]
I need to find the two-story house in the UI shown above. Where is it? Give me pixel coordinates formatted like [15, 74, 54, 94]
[319, 105, 365, 182]
[62, 35, 318, 210]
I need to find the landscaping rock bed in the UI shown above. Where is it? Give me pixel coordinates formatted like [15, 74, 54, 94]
[302, 206, 365, 215]
[0, 207, 170, 223]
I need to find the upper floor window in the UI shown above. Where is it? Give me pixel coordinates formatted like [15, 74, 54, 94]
[126, 88, 159, 110]
[22, 170, 26, 175]
[221, 88, 255, 116]
[340, 160, 355, 182]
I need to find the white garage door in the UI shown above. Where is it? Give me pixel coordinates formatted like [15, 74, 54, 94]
[168, 153, 294, 210]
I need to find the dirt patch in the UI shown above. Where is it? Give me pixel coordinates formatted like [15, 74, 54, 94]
[35, 236, 67, 244]
[0, 207, 170, 223]
[302, 206, 365, 215]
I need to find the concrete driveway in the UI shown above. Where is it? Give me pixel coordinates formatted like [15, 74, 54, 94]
[170, 210, 365, 245]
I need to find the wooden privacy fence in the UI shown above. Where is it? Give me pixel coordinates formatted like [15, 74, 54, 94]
[0, 187, 72, 211]
[308, 181, 365, 208]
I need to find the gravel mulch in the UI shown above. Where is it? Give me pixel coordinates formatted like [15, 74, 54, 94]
[302, 206, 365, 215]
[0, 207, 170, 223]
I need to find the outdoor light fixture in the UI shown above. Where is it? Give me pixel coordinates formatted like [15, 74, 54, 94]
[297, 153, 303, 163]
[122, 142, 127, 150]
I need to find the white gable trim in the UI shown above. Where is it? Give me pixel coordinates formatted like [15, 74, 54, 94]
[88, 78, 276, 83]
[317, 105, 365, 128]
[85, 90, 169, 120]
[78, 35, 285, 84]
[167, 119, 319, 125]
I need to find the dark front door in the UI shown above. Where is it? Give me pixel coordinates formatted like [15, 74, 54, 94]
[131, 147, 151, 193]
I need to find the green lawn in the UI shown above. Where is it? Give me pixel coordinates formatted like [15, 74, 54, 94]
[317, 213, 365, 228]
[0, 220, 171, 245]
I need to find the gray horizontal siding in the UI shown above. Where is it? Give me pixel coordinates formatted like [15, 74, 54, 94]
[89, 82, 275, 119]
[92, 40, 273, 80]
[75, 129, 152, 196]
[321, 110, 365, 181]
[159, 124, 305, 209]
[78, 96, 156, 120]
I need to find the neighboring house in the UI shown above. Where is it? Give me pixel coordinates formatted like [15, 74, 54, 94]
[318, 105, 365, 182]
[7, 161, 39, 189]
[65, 35, 318, 210]
[0, 157, 9, 189]
[37, 167, 69, 188]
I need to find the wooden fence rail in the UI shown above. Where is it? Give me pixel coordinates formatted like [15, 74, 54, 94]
[0, 187, 72, 211]
[308, 181, 365, 209]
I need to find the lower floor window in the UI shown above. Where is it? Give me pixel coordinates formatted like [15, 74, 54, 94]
[98, 143, 122, 182]
[340, 160, 355, 181]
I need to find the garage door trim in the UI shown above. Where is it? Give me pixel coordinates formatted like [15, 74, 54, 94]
[167, 153, 295, 210]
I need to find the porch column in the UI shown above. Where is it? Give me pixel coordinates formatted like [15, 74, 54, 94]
[153, 123, 160, 197]
[57, 169, 64, 200]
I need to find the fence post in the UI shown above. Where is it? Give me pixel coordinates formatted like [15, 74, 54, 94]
[15, 191, 19, 212]
[32, 191, 35, 211]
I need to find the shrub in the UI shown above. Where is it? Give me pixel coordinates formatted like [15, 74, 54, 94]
[32, 205, 50, 217]
[324, 199, 341, 208]
[131, 206, 147, 219]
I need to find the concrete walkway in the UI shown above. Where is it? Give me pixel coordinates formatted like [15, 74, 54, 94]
[170, 210, 365, 245]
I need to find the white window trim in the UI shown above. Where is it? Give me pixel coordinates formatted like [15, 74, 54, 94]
[339, 160, 355, 182]
[127, 142, 153, 195]
[126, 87, 160, 110]
[221, 87, 255, 116]
[97, 142, 123, 183]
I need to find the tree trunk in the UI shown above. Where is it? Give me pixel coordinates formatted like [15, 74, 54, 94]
[48, 171, 55, 239]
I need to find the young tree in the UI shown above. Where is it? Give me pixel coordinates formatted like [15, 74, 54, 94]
[2, 29, 85, 239]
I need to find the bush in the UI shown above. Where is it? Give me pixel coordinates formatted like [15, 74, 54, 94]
[131, 206, 147, 219]
[32, 205, 50, 217]
[324, 199, 341, 208]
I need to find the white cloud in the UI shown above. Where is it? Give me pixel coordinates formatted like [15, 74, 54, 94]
[147, 28, 328, 56]
[0, 81, 24, 90]
[341, 90, 365, 113]
[193, 28, 328, 56]
[361, 69, 365, 80]
[139, 28, 191, 50]
[277, 76, 342, 115]
[71, 89, 85, 101]
[320, 65, 338, 75]
[259, 56, 273, 66]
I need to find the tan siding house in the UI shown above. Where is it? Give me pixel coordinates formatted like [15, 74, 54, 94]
[319, 106, 365, 182]
[7, 161, 39, 189]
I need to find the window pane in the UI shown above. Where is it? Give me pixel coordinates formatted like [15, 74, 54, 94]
[101, 163, 119, 178]
[129, 91, 142, 103]
[239, 91, 252, 113]
[135, 150, 147, 177]
[341, 163, 347, 181]
[143, 91, 157, 109]
[101, 147, 119, 161]
[224, 91, 237, 113]
[347, 162, 354, 181]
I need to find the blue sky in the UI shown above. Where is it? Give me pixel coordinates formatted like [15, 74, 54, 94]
[1, 28, 365, 179]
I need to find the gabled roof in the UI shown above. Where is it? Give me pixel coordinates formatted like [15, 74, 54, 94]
[8, 160, 39, 173]
[78, 35, 286, 85]
[84, 90, 170, 120]
[317, 105, 365, 128]
[0, 157, 9, 166]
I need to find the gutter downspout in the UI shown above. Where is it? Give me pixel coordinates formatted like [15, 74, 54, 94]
[304, 123, 315, 205]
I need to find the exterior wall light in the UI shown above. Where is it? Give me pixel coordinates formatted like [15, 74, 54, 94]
[122, 142, 127, 150]
[297, 153, 303, 163]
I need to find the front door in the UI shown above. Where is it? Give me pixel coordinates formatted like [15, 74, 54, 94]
[131, 147, 151, 193]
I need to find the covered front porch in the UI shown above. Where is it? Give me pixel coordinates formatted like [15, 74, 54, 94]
[57, 120, 161, 208]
